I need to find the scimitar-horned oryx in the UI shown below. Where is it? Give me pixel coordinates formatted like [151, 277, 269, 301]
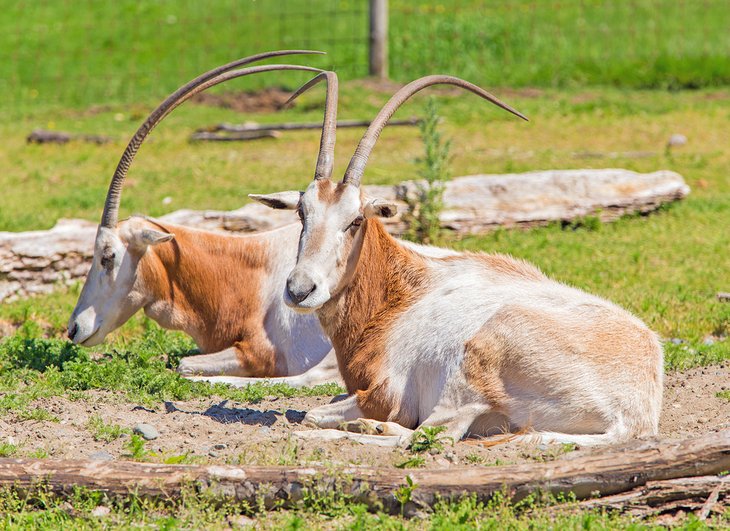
[68, 50, 345, 387]
[252, 75, 664, 446]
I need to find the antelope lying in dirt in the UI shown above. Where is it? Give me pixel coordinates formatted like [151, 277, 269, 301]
[254, 75, 664, 446]
[68, 50, 344, 387]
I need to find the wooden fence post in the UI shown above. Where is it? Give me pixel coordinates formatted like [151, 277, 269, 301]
[369, 0, 388, 79]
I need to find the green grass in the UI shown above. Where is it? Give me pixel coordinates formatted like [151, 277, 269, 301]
[0, 443, 18, 458]
[3, 0, 729, 116]
[0, 319, 344, 418]
[87, 414, 129, 443]
[0, 485, 724, 530]
[390, 0, 730, 90]
[0, 85, 727, 369]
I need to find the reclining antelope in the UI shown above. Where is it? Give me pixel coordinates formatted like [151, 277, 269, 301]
[68, 50, 345, 387]
[254, 75, 664, 446]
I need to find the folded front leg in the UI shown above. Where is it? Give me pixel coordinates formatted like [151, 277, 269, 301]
[177, 347, 248, 377]
[183, 349, 344, 388]
[302, 394, 364, 428]
[177, 333, 279, 377]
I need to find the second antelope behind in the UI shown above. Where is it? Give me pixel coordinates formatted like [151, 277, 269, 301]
[254, 74, 664, 446]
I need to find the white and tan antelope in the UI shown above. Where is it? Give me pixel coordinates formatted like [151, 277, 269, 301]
[68, 51, 343, 387]
[253, 75, 664, 446]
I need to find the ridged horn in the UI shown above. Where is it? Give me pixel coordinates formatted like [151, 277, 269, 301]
[342, 75, 528, 187]
[100, 50, 324, 228]
[285, 71, 338, 180]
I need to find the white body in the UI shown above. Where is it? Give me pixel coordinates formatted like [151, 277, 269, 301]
[382, 252, 663, 442]
[254, 179, 664, 447]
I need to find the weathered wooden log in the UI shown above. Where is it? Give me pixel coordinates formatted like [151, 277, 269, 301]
[189, 130, 281, 142]
[429, 168, 690, 233]
[171, 169, 691, 235]
[198, 117, 420, 134]
[0, 219, 97, 302]
[0, 430, 727, 514]
[27, 130, 111, 145]
[574, 475, 728, 518]
[0, 169, 690, 302]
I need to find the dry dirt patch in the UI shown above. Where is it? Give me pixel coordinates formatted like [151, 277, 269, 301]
[191, 88, 293, 113]
[1, 364, 728, 469]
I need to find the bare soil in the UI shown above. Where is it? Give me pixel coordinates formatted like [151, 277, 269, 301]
[191, 88, 294, 113]
[1, 364, 728, 469]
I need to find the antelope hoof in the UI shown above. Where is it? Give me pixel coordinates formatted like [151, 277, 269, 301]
[177, 360, 201, 377]
[340, 419, 382, 435]
[302, 412, 326, 429]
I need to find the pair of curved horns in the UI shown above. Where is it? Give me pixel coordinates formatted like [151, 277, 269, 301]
[338, 75, 529, 188]
[100, 50, 327, 229]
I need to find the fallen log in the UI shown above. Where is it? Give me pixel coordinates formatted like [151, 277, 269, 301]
[197, 117, 420, 134]
[171, 169, 691, 235]
[189, 130, 281, 142]
[574, 475, 728, 518]
[0, 169, 690, 302]
[27, 130, 111, 145]
[0, 430, 727, 515]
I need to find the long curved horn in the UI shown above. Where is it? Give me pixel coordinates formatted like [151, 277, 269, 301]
[342, 75, 528, 187]
[100, 50, 324, 228]
[285, 71, 338, 180]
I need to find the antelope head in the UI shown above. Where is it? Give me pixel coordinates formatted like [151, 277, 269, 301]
[68, 50, 326, 345]
[253, 76, 527, 313]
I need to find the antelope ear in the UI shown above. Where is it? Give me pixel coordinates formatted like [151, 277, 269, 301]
[129, 228, 174, 249]
[249, 191, 301, 210]
[363, 198, 398, 218]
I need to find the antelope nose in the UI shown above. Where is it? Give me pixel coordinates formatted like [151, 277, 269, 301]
[286, 274, 316, 305]
[68, 323, 78, 341]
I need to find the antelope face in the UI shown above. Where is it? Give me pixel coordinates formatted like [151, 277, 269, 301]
[67, 220, 173, 346]
[252, 180, 397, 312]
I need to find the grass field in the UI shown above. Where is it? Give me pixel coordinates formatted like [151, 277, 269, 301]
[5, 486, 707, 530]
[2, 84, 728, 354]
[2, 0, 730, 114]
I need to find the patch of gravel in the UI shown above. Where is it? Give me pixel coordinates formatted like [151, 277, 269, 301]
[1, 364, 727, 469]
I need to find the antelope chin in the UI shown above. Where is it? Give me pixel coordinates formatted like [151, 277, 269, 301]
[75, 325, 103, 347]
[284, 289, 330, 314]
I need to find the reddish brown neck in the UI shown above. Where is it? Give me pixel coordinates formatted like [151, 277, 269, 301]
[317, 219, 427, 396]
[137, 222, 270, 353]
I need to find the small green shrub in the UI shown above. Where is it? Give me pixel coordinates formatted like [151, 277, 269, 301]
[28, 448, 49, 459]
[0, 443, 18, 457]
[393, 475, 417, 510]
[395, 455, 425, 469]
[404, 98, 451, 245]
[409, 426, 453, 454]
[87, 414, 129, 443]
[123, 435, 152, 461]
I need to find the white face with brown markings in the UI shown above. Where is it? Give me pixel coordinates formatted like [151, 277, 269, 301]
[252, 179, 397, 312]
[67, 220, 173, 346]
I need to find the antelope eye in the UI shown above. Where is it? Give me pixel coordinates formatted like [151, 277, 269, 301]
[348, 216, 364, 230]
[100, 253, 115, 269]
